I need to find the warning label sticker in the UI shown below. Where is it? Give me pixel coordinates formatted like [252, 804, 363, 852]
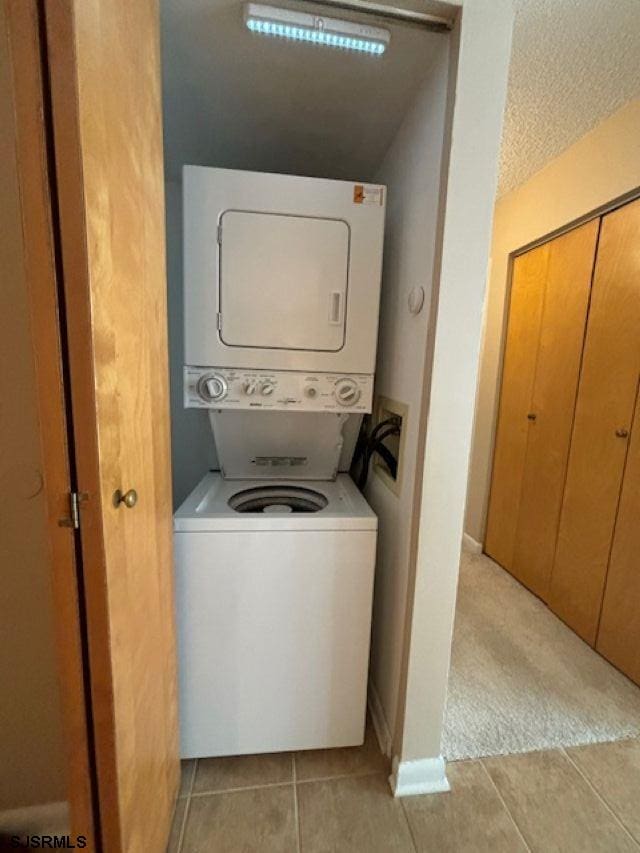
[353, 184, 384, 206]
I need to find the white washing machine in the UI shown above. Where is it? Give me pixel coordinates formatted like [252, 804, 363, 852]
[175, 166, 385, 757]
[174, 473, 377, 757]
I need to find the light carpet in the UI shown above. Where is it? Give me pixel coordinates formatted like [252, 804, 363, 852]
[442, 551, 640, 761]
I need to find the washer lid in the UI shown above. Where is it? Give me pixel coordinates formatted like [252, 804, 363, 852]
[210, 410, 348, 480]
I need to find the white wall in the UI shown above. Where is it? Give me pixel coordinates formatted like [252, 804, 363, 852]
[165, 180, 218, 508]
[161, 0, 443, 185]
[465, 98, 640, 545]
[365, 37, 451, 751]
[392, 0, 513, 789]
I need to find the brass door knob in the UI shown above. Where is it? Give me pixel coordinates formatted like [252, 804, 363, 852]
[113, 488, 138, 508]
[615, 428, 629, 439]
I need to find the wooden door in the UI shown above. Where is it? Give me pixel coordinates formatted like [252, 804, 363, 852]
[510, 221, 598, 598]
[485, 244, 549, 569]
[485, 221, 597, 597]
[597, 389, 640, 686]
[2, 1, 95, 843]
[549, 197, 640, 644]
[45, 2, 179, 851]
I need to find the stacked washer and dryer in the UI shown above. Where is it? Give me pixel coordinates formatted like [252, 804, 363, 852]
[174, 166, 386, 758]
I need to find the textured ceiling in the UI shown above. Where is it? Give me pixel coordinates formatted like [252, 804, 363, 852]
[499, 0, 640, 195]
[160, 0, 442, 183]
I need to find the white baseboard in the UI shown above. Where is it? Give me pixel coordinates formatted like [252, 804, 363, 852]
[389, 755, 450, 797]
[367, 680, 393, 758]
[462, 532, 483, 554]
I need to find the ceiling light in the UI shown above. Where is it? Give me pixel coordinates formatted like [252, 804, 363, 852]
[244, 3, 390, 55]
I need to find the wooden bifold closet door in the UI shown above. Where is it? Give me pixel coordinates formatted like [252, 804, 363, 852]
[596, 387, 640, 685]
[487, 195, 640, 688]
[485, 220, 599, 599]
[549, 197, 640, 645]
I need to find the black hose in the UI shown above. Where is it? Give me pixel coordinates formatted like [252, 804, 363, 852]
[357, 426, 400, 489]
[353, 415, 397, 467]
[374, 442, 398, 479]
[370, 415, 401, 442]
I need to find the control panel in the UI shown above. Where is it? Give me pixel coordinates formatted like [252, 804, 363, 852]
[184, 367, 374, 413]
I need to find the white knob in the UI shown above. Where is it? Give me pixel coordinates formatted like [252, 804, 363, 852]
[305, 385, 318, 398]
[335, 379, 361, 406]
[260, 381, 275, 396]
[243, 380, 258, 395]
[199, 373, 227, 402]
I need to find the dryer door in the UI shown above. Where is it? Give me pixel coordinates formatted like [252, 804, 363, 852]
[219, 211, 349, 352]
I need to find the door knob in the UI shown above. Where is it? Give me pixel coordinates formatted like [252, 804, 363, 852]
[615, 428, 629, 439]
[113, 488, 138, 508]
[527, 413, 537, 421]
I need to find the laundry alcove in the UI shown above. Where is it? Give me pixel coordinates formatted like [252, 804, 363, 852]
[161, 0, 455, 763]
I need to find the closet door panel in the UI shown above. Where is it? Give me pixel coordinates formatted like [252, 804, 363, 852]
[511, 220, 598, 599]
[597, 390, 640, 686]
[47, 1, 179, 848]
[485, 244, 549, 569]
[549, 197, 640, 644]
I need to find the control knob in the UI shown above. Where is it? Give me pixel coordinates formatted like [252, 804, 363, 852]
[260, 381, 275, 396]
[334, 378, 361, 407]
[198, 373, 228, 402]
[243, 379, 258, 396]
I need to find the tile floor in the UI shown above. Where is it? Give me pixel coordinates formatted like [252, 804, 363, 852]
[168, 725, 640, 852]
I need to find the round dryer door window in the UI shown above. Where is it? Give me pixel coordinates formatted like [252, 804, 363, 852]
[228, 486, 328, 514]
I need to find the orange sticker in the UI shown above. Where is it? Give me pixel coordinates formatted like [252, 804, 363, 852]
[353, 184, 383, 206]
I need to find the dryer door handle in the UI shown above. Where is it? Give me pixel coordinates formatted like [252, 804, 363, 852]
[329, 291, 343, 325]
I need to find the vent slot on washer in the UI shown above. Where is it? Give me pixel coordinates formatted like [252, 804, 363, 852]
[254, 456, 307, 468]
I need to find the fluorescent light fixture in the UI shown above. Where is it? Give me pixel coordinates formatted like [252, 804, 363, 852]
[244, 3, 390, 54]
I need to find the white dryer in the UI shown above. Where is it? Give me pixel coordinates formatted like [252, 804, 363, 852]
[183, 166, 385, 378]
[175, 166, 386, 758]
